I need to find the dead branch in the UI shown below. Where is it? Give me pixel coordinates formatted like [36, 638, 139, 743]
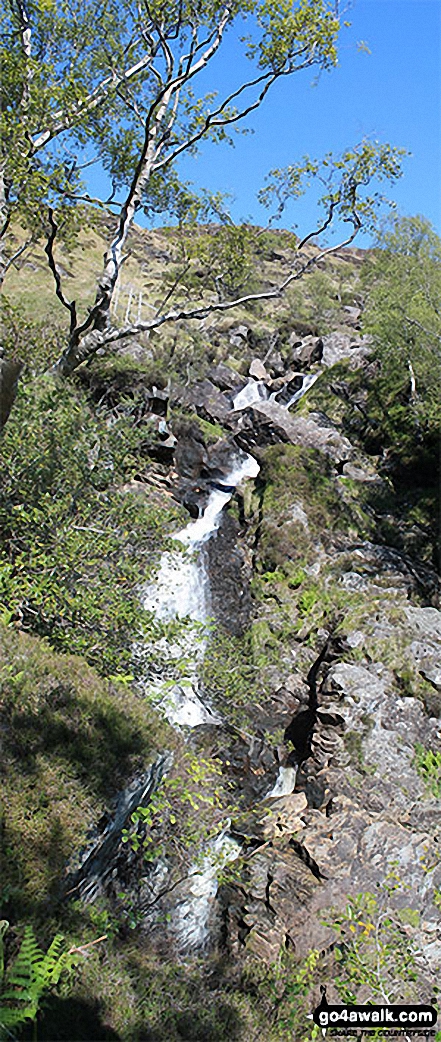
[44, 209, 77, 333]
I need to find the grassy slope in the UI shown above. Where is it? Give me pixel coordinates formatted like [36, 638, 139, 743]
[3, 219, 363, 356]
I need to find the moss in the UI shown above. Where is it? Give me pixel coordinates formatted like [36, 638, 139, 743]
[0, 622, 174, 919]
[255, 444, 360, 574]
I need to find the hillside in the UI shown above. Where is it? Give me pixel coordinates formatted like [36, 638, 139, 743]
[0, 222, 440, 1041]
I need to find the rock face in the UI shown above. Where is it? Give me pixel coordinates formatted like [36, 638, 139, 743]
[205, 510, 252, 636]
[235, 401, 353, 463]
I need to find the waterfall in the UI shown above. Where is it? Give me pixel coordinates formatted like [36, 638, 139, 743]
[285, 371, 321, 408]
[139, 450, 259, 951]
[171, 827, 240, 951]
[232, 379, 268, 412]
[232, 371, 321, 413]
[141, 451, 260, 728]
[265, 764, 297, 798]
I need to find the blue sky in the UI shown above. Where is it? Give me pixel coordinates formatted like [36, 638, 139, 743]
[176, 0, 441, 243]
[86, 0, 440, 244]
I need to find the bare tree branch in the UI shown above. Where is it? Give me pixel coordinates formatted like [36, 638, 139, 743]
[44, 208, 77, 333]
[97, 217, 362, 347]
[1, 234, 37, 277]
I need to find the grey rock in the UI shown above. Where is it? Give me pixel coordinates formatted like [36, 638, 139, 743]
[246, 401, 353, 462]
[249, 358, 269, 381]
[321, 331, 371, 368]
[405, 607, 441, 643]
[421, 666, 441, 690]
[209, 363, 245, 391]
[206, 510, 252, 636]
[179, 378, 232, 424]
[229, 324, 250, 348]
[289, 335, 323, 368]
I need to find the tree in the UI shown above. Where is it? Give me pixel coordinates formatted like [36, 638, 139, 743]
[1, 0, 404, 379]
[361, 215, 441, 463]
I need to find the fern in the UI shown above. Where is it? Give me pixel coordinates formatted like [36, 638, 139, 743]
[0, 921, 80, 1039]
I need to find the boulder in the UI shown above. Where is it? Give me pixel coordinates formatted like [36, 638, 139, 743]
[343, 304, 362, 327]
[178, 378, 232, 425]
[209, 363, 245, 391]
[205, 510, 253, 636]
[240, 401, 353, 463]
[174, 422, 209, 480]
[229, 324, 250, 348]
[320, 331, 371, 368]
[289, 335, 323, 368]
[249, 358, 269, 381]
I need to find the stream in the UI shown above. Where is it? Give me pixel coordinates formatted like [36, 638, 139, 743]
[139, 375, 321, 951]
[141, 452, 259, 728]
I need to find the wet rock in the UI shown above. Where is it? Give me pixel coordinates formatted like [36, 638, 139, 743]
[64, 755, 172, 903]
[206, 438, 242, 479]
[181, 484, 210, 517]
[205, 510, 252, 635]
[174, 421, 209, 481]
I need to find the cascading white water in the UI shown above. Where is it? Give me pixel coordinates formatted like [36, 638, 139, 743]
[265, 764, 297, 798]
[141, 452, 260, 728]
[232, 370, 322, 413]
[285, 370, 321, 408]
[171, 827, 240, 951]
[232, 379, 267, 412]
[140, 451, 259, 950]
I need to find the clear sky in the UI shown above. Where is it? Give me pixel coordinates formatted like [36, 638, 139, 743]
[177, 0, 441, 243]
[86, 0, 441, 244]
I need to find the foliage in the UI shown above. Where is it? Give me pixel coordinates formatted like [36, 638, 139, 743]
[326, 869, 425, 1011]
[123, 750, 228, 864]
[255, 443, 359, 576]
[0, 376, 183, 675]
[414, 744, 441, 799]
[0, 921, 79, 1038]
[0, 300, 64, 374]
[2, 0, 405, 377]
[1, 0, 342, 270]
[190, 224, 260, 300]
[202, 627, 262, 732]
[259, 139, 406, 238]
[361, 215, 441, 467]
[238, 948, 322, 1041]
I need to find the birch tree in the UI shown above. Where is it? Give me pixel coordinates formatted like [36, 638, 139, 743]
[1, 0, 404, 378]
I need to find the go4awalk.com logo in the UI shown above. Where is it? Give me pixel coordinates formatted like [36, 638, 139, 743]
[310, 986, 438, 1036]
